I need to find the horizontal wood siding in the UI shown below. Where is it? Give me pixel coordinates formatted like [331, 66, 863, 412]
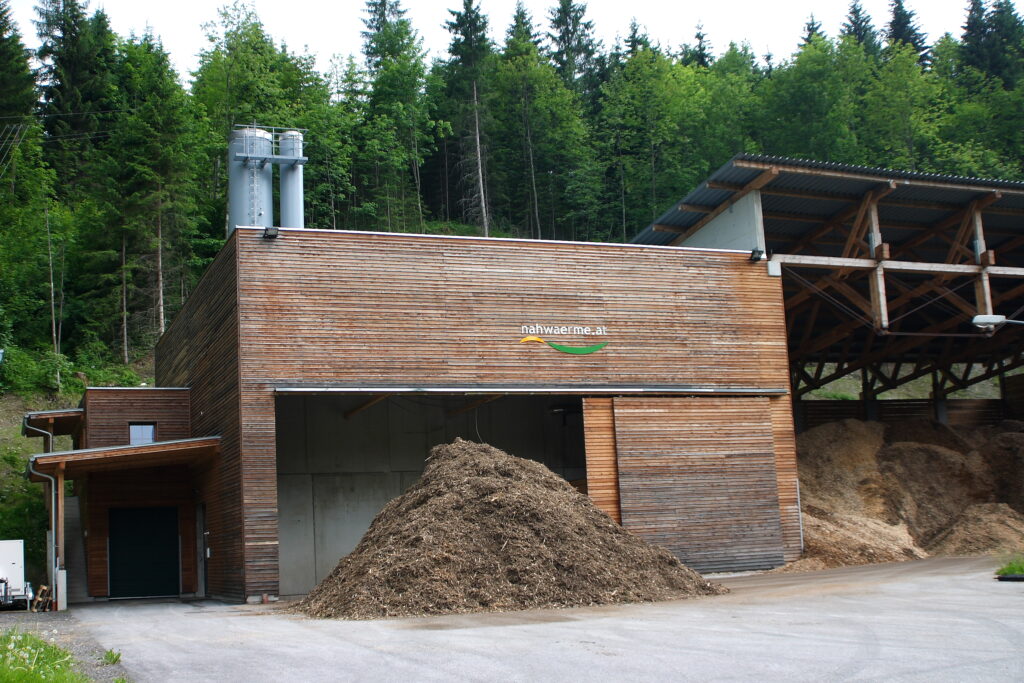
[81, 389, 190, 449]
[154, 237, 243, 601]
[83, 466, 196, 597]
[234, 229, 792, 390]
[613, 397, 785, 572]
[583, 398, 620, 523]
[798, 399, 1007, 429]
[798, 400, 866, 430]
[946, 399, 1006, 426]
[878, 399, 934, 422]
[769, 395, 802, 561]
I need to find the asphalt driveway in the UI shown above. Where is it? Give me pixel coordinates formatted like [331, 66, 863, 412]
[68, 557, 1023, 682]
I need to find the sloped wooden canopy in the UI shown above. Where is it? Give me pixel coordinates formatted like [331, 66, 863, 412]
[634, 155, 1024, 398]
[23, 408, 84, 437]
[28, 436, 220, 481]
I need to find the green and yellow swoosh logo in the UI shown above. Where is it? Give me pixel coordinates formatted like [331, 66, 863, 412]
[519, 335, 608, 355]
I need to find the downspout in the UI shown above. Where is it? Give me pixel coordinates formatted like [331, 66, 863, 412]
[23, 418, 59, 589]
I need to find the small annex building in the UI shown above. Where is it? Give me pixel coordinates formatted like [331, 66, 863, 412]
[25, 148, 1024, 606]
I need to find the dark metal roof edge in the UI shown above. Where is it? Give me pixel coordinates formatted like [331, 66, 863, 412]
[23, 408, 84, 418]
[729, 153, 1024, 190]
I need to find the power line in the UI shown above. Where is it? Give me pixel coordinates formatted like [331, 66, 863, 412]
[0, 108, 136, 121]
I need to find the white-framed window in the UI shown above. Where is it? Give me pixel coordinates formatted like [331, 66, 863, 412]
[129, 423, 156, 445]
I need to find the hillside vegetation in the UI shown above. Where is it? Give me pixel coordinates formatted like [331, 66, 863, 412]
[3, 0, 1024, 395]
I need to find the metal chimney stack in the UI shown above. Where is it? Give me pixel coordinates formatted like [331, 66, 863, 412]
[227, 128, 274, 235]
[226, 126, 308, 237]
[278, 130, 304, 229]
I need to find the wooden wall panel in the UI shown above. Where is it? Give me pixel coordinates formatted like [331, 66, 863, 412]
[154, 238, 243, 601]
[583, 398, 620, 523]
[233, 229, 792, 391]
[81, 389, 190, 449]
[613, 397, 785, 572]
[769, 395, 802, 561]
[83, 466, 196, 597]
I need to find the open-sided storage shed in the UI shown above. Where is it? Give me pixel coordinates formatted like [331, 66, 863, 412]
[634, 155, 1024, 427]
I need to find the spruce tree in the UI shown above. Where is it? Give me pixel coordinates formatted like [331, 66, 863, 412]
[442, 0, 493, 234]
[886, 0, 929, 64]
[841, 1, 882, 58]
[802, 14, 825, 46]
[960, 0, 989, 73]
[985, 0, 1024, 87]
[681, 25, 712, 67]
[626, 20, 651, 57]
[0, 0, 35, 120]
[546, 0, 599, 94]
[35, 0, 118, 194]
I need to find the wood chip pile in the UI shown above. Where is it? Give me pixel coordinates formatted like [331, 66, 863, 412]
[298, 438, 724, 619]
[781, 418, 1024, 572]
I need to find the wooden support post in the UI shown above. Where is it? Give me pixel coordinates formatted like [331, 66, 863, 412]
[861, 368, 879, 421]
[932, 372, 949, 424]
[56, 462, 64, 571]
[869, 264, 889, 331]
[45, 418, 54, 454]
[975, 270, 994, 317]
[972, 208, 987, 264]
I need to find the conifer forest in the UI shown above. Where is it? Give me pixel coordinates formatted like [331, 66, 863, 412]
[1, 0, 1024, 393]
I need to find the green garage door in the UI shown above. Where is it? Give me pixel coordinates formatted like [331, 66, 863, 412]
[108, 507, 180, 598]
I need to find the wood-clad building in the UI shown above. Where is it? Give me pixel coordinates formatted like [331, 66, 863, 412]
[30, 154, 1024, 606]
[27, 225, 802, 603]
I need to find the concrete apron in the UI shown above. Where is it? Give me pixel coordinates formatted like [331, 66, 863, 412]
[70, 557, 1023, 682]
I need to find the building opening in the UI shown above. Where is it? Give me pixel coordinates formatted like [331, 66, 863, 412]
[274, 393, 585, 595]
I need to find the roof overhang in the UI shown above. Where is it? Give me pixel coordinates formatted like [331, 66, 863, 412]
[28, 436, 220, 481]
[23, 409, 84, 437]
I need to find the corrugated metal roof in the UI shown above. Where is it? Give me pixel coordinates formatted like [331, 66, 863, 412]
[632, 154, 1024, 247]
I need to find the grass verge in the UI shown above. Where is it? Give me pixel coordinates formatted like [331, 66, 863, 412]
[0, 628, 89, 682]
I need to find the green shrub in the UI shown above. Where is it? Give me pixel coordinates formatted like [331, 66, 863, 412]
[0, 347, 47, 396]
[996, 554, 1024, 576]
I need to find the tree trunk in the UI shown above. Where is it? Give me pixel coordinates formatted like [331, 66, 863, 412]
[472, 81, 490, 237]
[411, 134, 424, 229]
[46, 209, 57, 356]
[523, 96, 541, 240]
[45, 208, 61, 389]
[157, 189, 165, 335]
[619, 156, 627, 243]
[121, 233, 129, 365]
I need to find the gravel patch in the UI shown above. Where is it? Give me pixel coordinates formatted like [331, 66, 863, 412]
[1, 608, 132, 681]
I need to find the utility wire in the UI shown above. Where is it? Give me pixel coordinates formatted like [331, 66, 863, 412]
[784, 266, 874, 328]
[886, 277, 976, 325]
[0, 108, 136, 121]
